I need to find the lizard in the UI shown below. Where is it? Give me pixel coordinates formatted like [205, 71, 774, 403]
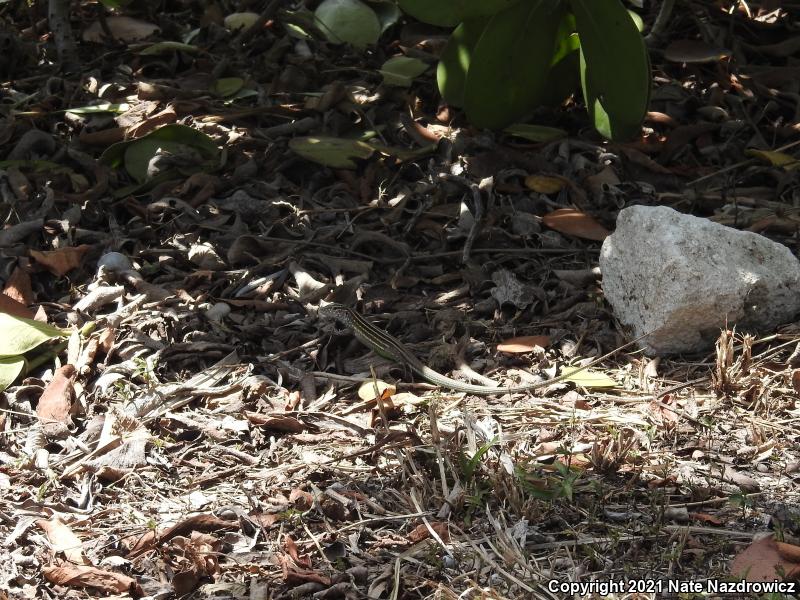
[319, 302, 645, 396]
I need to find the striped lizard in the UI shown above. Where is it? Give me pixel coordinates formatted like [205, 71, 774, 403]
[319, 302, 644, 396]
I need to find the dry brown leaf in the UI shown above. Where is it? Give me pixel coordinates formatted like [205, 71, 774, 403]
[689, 512, 723, 526]
[30, 245, 92, 276]
[278, 554, 331, 586]
[357, 379, 395, 401]
[542, 208, 610, 241]
[248, 512, 283, 528]
[730, 536, 800, 581]
[407, 521, 450, 543]
[82, 16, 160, 43]
[648, 397, 679, 426]
[36, 365, 77, 437]
[4, 265, 35, 308]
[128, 514, 238, 557]
[0, 293, 34, 319]
[126, 106, 178, 139]
[245, 412, 305, 433]
[290, 488, 314, 510]
[618, 145, 674, 174]
[284, 535, 312, 568]
[42, 565, 141, 595]
[37, 516, 90, 566]
[497, 335, 550, 353]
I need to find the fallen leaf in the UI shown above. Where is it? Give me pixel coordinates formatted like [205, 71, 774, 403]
[0, 293, 33, 319]
[542, 209, 610, 241]
[37, 516, 90, 566]
[36, 364, 77, 437]
[407, 521, 450, 543]
[525, 174, 566, 194]
[497, 336, 551, 353]
[561, 367, 617, 388]
[42, 565, 141, 595]
[357, 379, 396, 401]
[745, 149, 800, 171]
[4, 265, 35, 309]
[730, 536, 800, 581]
[82, 16, 160, 43]
[30, 245, 92, 276]
[664, 39, 730, 63]
[689, 512, 723, 526]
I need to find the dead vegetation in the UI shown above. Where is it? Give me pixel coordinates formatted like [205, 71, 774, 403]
[1, 1, 800, 599]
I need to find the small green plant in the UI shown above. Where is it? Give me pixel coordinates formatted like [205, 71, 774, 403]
[515, 459, 582, 501]
[399, 0, 650, 140]
[729, 492, 755, 517]
[458, 439, 495, 482]
[457, 439, 496, 523]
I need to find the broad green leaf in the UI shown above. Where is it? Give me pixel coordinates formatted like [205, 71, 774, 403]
[541, 47, 580, 107]
[437, 18, 486, 107]
[504, 123, 567, 142]
[101, 124, 219, 182]
[224, 12, 260, 31]
[627, 9, 644, 33]
[551, 12, 578, 65]
[214, 77, 244, 97]
[370, 142, 436, 162]
[379, 56, 429, 87]
[464, 0, 564, 129]
[315, 0, 381, 48]
[370, 0, 402, 33]
[65, 103, 129, 115]
[560, 366, 618, 388]
[0, 312, 65, 357]
[399, 0, 519, 27]
[123, 139, 197, 183]
[138, 41, 200, 55]
[289, 136, 377, 168]
[0, 356, 26, 393]
[572, 0, 650, 140]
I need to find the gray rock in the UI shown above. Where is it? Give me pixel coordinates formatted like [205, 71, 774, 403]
[600, 205, 800, 355]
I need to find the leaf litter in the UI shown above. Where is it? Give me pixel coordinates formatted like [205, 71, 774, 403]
[1, 2, 800, 598]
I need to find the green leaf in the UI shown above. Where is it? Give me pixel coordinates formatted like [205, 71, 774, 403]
[541, 47, 580, 107]
[224, 12, 260, 31]
[437, 18, 486, 107]
[65, 103, 129, 115]
[213, 77, 244, 97]
[379, 56, 429, 87]
[370, 0, 402, 33]
[289, 136, 377, 168]
[315, 0, 381, 48]
[464, 0, 565, 129]
[100, 124, 219, 182]
[745, 149, 800, 171]
[138, 41, 200, 55]
[0, 356, 26, 393]
[504, 123, 567, 142]
[571, 0, 650, 140]
[0, 312, 64, 357]
[398, 0, 519, 27]
[551, 12, 578, 65]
